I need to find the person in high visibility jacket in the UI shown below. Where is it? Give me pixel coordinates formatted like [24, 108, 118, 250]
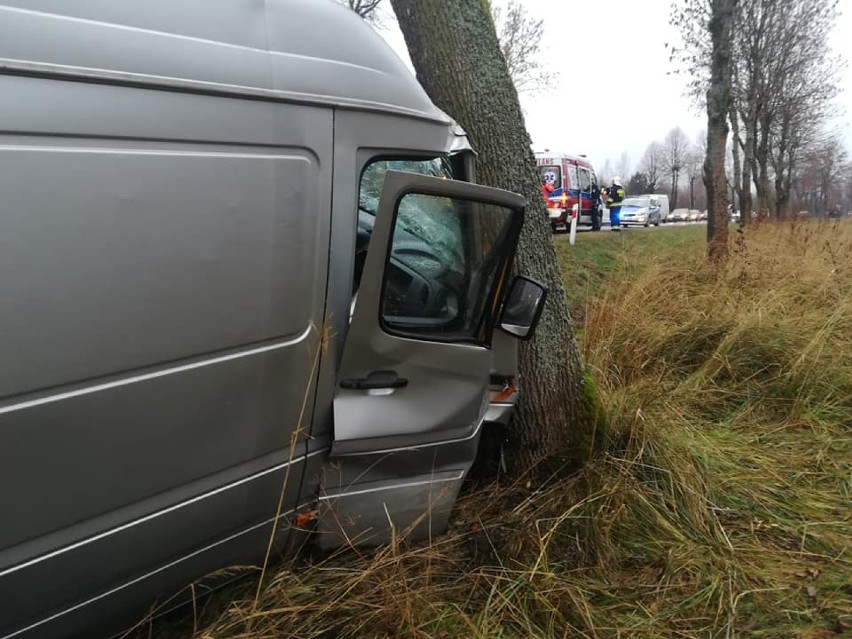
[541, 178, 555, 201]
[607, 176, 626, 230]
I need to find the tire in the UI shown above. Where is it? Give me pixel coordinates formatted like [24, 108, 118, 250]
[467, 424, 505, 485]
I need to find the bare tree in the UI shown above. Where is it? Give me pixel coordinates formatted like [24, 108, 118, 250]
[616, 152, 631, 182]
[843, 163, 852, 214]
[340, 0, 383, 20]
[672, 0, 841, 225]
[663, 127, 689, 209]
[341, 0, 550, 94]
[797, 134, 848, 215]
[599, 158, 613, 186]
[766, 3, 839, 217]
[685, 148, 703, 209]
[639, 142, 665, 192]
[491, 0, 549, 94]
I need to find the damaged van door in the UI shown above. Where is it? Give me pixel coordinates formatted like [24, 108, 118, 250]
[319, 171, 545, 547]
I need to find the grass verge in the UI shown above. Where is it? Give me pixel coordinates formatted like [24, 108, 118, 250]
[138, 221, 851, 638]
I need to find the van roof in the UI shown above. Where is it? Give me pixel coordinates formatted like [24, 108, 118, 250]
[534, 152, 593, 167]
[0, 0, 452, 124]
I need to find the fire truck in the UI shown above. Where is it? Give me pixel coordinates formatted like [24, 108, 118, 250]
[536, 152, 601, 232]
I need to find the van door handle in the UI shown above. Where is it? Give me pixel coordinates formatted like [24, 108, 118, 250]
[340, 370, 409, 390]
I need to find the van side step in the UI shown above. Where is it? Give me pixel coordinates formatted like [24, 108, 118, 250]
[315, 470, 464, 550]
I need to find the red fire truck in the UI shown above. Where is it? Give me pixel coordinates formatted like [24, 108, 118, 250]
[536, 152, 601, 232]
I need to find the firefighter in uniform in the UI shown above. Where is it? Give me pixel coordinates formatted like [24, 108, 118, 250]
[607, 176, 625, 230]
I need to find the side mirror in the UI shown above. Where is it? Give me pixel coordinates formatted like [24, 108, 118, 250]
[498, 276, 548, 340]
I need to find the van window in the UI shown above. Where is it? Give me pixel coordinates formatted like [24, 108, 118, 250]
[382, 193, 515, 343]
[566, 164, 579, 191]
[579, 168, 592, 192]
[539, 165, 561, 189]
[355, 157, 457, 294]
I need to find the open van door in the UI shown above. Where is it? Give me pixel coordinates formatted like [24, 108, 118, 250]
[333, 171, 526, 456]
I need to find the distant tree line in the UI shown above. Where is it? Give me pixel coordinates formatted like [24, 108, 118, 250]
[601, 129, 708, 210]
[672, 0, 845, 223]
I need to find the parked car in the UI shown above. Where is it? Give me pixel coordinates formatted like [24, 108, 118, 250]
[618, 196, 662, 227]
[536, 151, 601, 232]
[0, 2, 548, 638]
[687, 209, 702, 221]
[670, 208, 689, 222]
[700, 210, 708, 220]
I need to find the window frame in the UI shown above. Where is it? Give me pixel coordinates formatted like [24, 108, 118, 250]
[353, 153, 467, 297]
[539, 164, 562, 190]
[378, 190, 520, 346]
[579, 167, 592, 192]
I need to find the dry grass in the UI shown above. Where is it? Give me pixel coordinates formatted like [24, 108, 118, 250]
[149, 221, 851, 639]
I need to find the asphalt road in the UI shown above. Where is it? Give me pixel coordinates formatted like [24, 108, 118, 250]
[572, 220, 707, 233]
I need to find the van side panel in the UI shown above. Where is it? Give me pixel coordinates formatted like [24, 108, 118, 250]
[0, 147, 317, 398]
[0, 74, 332, 637]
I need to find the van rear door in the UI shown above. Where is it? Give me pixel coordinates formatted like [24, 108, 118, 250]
[332, 171, 524, 455]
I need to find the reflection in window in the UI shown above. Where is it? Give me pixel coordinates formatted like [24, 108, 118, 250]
[579, 168, 592, 192]
[567, 165, 579, 191]
[355, 158, 456, 295]
[359, 158, 453, 217]
[382, 194, 515, 344]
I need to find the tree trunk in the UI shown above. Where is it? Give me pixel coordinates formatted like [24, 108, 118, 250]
[705, 0, 737, 263]
[670, 170, 679, 210]
[773, 120, 789, 217]
[390, 0, 590, 473]
[755, 114, 772, 217]
[740, 110, 754, 226]
[780, 146, 795, 214]
[730, 105, 743, 215]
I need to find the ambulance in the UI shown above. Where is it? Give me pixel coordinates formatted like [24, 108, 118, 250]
[536, 151, 601, 232]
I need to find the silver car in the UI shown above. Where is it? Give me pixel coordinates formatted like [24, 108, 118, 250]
[618, 196, 662, 227]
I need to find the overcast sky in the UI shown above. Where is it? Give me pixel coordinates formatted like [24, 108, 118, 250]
[375, 0, 852, 178]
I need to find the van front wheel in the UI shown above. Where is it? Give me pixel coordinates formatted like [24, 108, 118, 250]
[467, 423, 506, 486]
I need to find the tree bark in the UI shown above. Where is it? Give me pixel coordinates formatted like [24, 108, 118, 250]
[670, 170, 679, 210]
[740, 108, 754, 226]
[689, 175, 696, 209]
[705, 0, 737, 263]
[755, 112, 772, 216]
[390, 0, 590, 473]
[773, 116, 789, 217]
[729, 105, 743, 214]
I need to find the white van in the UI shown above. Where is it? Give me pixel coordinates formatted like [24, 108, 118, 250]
[642, 193, 670, 222]
[0, 2, 547, 637]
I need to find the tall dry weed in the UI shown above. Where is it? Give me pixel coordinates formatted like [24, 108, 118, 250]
[144, 221, 850, 639]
